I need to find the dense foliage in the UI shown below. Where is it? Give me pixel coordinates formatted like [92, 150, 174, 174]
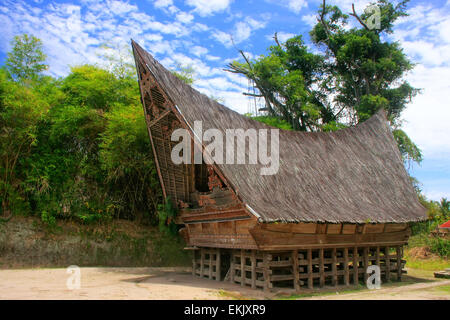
[227, 0, 422, 164]
[0, 35, 161, 224]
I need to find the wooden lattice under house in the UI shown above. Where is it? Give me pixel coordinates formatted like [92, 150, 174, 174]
[131, 40, 427, 292]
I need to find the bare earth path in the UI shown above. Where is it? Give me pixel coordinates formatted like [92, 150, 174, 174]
[0, 267, 448, 300]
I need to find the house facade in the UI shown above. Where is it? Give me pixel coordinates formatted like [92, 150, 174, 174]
[132, 40, 427, 291]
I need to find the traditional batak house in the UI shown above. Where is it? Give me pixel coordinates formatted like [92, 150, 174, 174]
[432, 220, 450, 238]
[131, 40, 427, 291]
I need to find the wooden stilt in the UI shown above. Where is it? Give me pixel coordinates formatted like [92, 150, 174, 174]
[292, 250, 300, 291]
[230, 249, 235, 284]
[216, 248, 221, 281]
[192, 250, 196, 276]
[192, 244, 401, 291]
[363, 247, 369, 283]
[344, 248, 349, 286]
[332, 248, 337, 287]
[200, 248, 204, 278]
[353, 247, 358, 285]
[319, 248, 325, 287]
[385, 246, 390, 282]
[263, 253, 270, 292]
[307, 249, 313, 289]
[240, 249, 245, 287]
[209, 251, 213, 279]
[376, 246, 380, 268]
[396, 246, 402, 281]
[251, 250, 256, 289]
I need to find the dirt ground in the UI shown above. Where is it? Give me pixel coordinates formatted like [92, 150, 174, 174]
[0, 267, 449, 300]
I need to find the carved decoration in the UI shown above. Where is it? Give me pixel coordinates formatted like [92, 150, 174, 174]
[161, 118, 181, 139]
[207, 165, 223, 191]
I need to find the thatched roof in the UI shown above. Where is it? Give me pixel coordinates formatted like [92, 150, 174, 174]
[132, 40, 427, 224]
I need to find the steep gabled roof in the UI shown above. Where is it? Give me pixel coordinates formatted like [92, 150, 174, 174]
[439, 221, 450, 229]
[132, 40, 427, 224]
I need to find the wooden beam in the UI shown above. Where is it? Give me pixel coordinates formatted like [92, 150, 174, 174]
[209, 251, 213, 279]
[216, 248, 221, 281]
[148, 109, 171, 127]
[376, 246, 380, 268]
[307, 249, 313, 289]
[396, 246, 402, 281]
[251, 250, 256, 289]
[181, 208, 250, 223]
[263, 253, 271, 292]
[192, 250, 196, 276]
[200, 248, 204, 278]
[319, 248, 325, 287]
[135, 70, 167, 199]
[230, 250, 235, 284]
[344, 248, 350, 286]
[332, 248, 337, 287]
[240, 249, 245, 287]
[353, 247, 359, 285]
[363, 247, 369, 283]
[385, 246, 390, 282]
[292, 250, 300, 291]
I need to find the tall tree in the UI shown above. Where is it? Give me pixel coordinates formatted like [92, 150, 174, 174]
[6, 34, 49, 83]
[226, 35, 329, 131]
[226, 0, 422, 163]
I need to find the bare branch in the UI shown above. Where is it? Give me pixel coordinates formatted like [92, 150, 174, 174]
[318, 0, 331, 38]
[273, 32, 281, 47]
[350, 3, 370, 31]
[243, 92, 264, 97]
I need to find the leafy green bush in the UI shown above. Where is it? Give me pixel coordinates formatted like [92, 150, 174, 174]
[0, 35, 162, 225]
[428, 237, 450, 258]
[157, 198, 178, 235]
[248, 115, 293, 130]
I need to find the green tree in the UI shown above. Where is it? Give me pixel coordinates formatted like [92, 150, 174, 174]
[172, 64, 195, 85]
[0, 68, 49, 220]
[226, 35, 328, 131]
[61, 65, 138, 110]
[227, 0, 422, 163]
[99, 104, 160, 220]
[6, 34, 49, 83]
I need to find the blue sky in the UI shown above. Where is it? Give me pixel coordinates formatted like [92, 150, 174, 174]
[0, 0, 449, 201]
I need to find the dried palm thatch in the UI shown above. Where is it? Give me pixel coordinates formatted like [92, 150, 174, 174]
[132, 40, 427, 224]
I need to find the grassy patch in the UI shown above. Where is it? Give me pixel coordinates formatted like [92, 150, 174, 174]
[217, 290, 255, 300]
[275, 284, 367, 300]
[406, 257, 449, 272]
[434, 285, 450, 294]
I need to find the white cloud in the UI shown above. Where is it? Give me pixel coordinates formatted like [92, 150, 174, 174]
[287, 0, 307, 14]
[301, 13, 316, 27]
[152, 0, 179, 15]
[0, 0, 213, 76]
[176, 11, 194, 24]
[266, 0, 307, 14]
[391, 4, 450, 161]
[190, 45, 208, 57]
[401, 65, 450, 159]
[211, 30, 233, 47]
[389, 4, 450, 199]
[266, 31, 295, 43]
[153, 0, 173, 8]
[212, 15, 269, 47]
[186, 0, 233, 17]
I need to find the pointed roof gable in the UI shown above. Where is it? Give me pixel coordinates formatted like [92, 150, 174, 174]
[132, 40, 427, 223]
